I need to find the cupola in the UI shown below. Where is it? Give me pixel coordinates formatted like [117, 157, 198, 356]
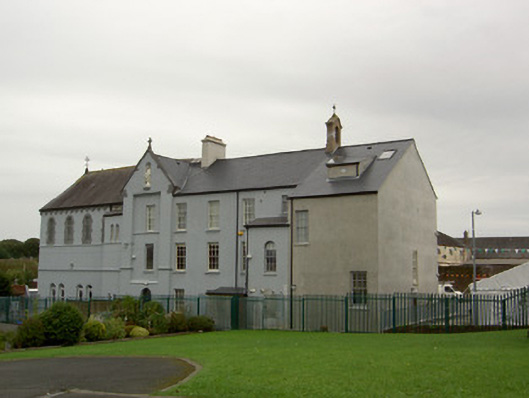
[325, 106, 342, 154]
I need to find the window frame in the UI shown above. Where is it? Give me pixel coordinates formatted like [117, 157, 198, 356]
[295, 210, 309, 244]
[351, 271, 367, 305]
[82, 214, 92, 245]
[146, 205, 156, 232]
[145, 243, 154, 270]
[208, 200, 220, 230]
[242, 198, 255, 225]
[46, 217, 56, 245]
[175, 243, 187, 271]
[176, 203, 187, 231]
[264, 241, 277, 273]
[64, 216, 74, 245]
[208, 242, 219, 271]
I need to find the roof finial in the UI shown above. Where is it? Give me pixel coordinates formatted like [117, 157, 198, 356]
[148, 137, 152, 149]
[84, 156, 90, 174]
[332, 104, 336, 114]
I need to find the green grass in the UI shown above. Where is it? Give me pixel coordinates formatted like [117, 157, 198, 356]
[1, 330, 528, 397]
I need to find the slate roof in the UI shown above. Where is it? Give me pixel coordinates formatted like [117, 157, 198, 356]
[437, 231, 465, 247]
[40, 167, 135, 211]
[41, 139, 420, 211]
[246, 216, 289, 228]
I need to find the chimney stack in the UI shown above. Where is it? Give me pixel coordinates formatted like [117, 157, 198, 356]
[201, 135, 226, 168]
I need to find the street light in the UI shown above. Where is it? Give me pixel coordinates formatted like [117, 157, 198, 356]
[471, 209, 482, 294]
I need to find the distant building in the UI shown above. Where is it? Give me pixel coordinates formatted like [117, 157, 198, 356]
[38, 111, 438, 300]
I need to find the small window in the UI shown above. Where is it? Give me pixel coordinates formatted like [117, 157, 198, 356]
[176, 243, 186, 271]
[145, 244, 154, 270]
[351, 271, 367, 305]
[243, 198, 255, 225]
[378, 150, 396, 160]
[295, 210, 309, 244]
[146, 205, 156, 231]
[208, 242, 219, 271]
[174, 289, 185, 312]
[64, 216, 74, 245]
[264, 241, 277, 273]
[46, 218, 56, 245]
[176, 203, 187, 230]
[82, 214, 93, 244]
[208, 201, 220, 229]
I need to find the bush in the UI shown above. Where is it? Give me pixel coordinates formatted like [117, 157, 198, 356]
[140, 301, 167, 333]
[124, 324, 136, 337]
[149, 313, 169, 335]
[104, 317, 126, 340]
[187, 315, 215, 332]
[112, 296, 140, 324]
[82, 318, 106, 342]
[40, 302, 85, 346]
[129, 326, 149, 338]
[167, 312, 188, 333]
[13, 317, 45, 348]
[0, 330, 15, 351]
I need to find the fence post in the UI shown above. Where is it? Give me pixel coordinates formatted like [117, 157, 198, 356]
[344, 295, 349, 333]
[166, 296, 170, 313]
[501, 298, 507, 330]
[197, 296, 200, 316]
[302, 297, 305, 332]
[87, 298, 91, 318]
[392, 295, 397, 333]
[444, 297, 450, 333]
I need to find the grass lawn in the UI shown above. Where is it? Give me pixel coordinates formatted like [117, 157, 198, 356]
[1, 330, 528, 397]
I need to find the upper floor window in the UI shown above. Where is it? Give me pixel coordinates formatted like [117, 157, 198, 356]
[265, 241, 277, 273]
[46, 218, 56, 245]
[176, 203, 187, 230]
[208, 201, 220, 229]
[146, 205, 156, 231]
[64, 216, 74, 245]
[145, 243, 154, 270]
[82, 214, 93, 244]
[295, 210, 309, 244]
[281, 195, 289, 215]
[176, 243, 187, 271]
[208, 242, 219, 271]
[243, 198, 255, 225]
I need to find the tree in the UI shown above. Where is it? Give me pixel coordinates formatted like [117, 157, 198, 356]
[0, 272, 11, 296]
[0, 239, 24, 259]
[23, 238, 40, 258]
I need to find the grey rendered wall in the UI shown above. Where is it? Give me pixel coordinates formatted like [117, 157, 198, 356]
[377, 144, 437, 293]
[292, 194, 379, 296]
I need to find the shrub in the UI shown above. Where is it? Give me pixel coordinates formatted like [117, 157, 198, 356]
[104, 317, 126, 340]
[112, 296, 140, 324]
[129, 326, 149, 338]
[187, 315, 215, 332]
[149, 313, 169, 335]
[83, 318, 106, 342]
[40, 302, 85, 346]
[0, 330, 16, 351]
[140, 301, 166, 331]
[167, 312, 188, 333]
[124, 324, 136, 337]
[13, 317, 45, 348]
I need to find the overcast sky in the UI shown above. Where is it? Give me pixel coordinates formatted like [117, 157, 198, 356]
[1, 0, 528, 241]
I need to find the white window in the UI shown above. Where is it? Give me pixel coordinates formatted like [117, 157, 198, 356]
[64, 216, 74, 245]
[59, 283, 65, 301]
[82, 214, 92, 244]
[208, 201, 220, 229]
[208, 242, 219, 271]
[264, 241, 277, 273]
[146, 244, 154, 270]
[76, 284, 84, 300]
[146, 205, 156, 231]
[351, 271, 367, 304]
[46, 218, 56, 245]
[176, 243, 186, 271]
[281, 195, 289, 215]
[295, 210, 309, 244]
[174, 289, 185, 313]
[243, 198, 255, 225]
[176, 203, 187, 230]
[86, 285, 93, 300]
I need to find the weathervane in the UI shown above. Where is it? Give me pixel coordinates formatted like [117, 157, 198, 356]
[148, 137, 152, 149]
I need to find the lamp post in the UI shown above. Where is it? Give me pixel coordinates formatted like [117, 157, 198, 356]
[471, 209, 482, 326]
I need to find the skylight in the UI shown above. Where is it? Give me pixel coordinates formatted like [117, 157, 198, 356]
[378, 150, 396, 160]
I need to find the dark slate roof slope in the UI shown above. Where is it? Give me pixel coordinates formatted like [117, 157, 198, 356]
[40, 167, 135, 211]
[175, 149, 327, 195]
[472, 237, 529, 249]
[438, 231, 464, 247]
[290, 139, 414, 198]
[156, 155, 190, 189]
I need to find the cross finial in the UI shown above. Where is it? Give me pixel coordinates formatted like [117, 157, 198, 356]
[332, 104, 336, 114]
[84, 156, 90, 174]
[148, 137, 152, 149]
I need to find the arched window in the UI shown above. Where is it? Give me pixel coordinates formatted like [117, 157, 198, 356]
[86, 285, 93, 300]
[141, 288, 151, 305]
[264, 241, 277, 273]
[110, 224, 114, 242]
[46, 218, 56, 245]
[64, 216, 74, 245]
[59, 283, 65, 301]
[50, 283, 57, 302]
[115, 224, 120, 242]
[82, 214, 92, 244]
[76, 284, 84, 300]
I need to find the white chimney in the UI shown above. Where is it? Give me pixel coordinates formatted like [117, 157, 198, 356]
[201, 135, 226, 168]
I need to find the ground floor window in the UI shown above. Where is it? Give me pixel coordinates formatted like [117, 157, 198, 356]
[176, 243, 186, 271]
[351, 271, 367, 304]
[59, 283, 65, 301]
[208, 242, 219, 271]
[174, 288, 185, 313]
[76, 284, 84, 300]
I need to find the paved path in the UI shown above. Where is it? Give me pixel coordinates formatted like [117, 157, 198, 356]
[0, 356, 196, 398]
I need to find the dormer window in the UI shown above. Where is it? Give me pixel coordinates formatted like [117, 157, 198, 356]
[378, 150, 396, 160]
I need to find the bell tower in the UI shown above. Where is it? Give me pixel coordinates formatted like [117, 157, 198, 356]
[325, 105, 342, 154]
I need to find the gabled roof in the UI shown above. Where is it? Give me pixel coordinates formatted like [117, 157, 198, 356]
[40, 167, 135, 212]
[41, 138, 421, 210]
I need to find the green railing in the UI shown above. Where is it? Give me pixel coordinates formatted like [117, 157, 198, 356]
[1, 287, 528, 333]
